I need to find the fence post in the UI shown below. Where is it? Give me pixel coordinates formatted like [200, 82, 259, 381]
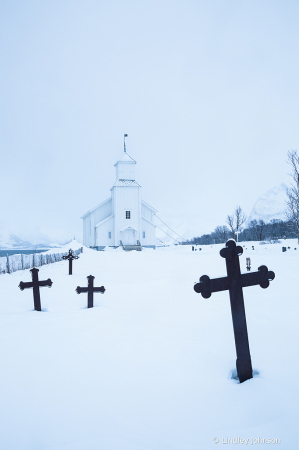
[6, 254, 10, 274]
[32, 253, 35, 268]
[21, 253, 24, 270]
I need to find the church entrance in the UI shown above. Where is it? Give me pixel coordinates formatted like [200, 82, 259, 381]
[123, 228, 135, 245]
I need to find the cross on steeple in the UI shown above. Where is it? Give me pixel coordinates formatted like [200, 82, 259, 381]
[124, 134, 128, 153]
[194, 239, 275, 383]
[76, 275, 106, 308]
[62, 249, 79, 275]
[19, 267, 53, 311]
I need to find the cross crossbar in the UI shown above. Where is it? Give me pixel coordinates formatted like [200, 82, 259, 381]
[194, 265, 274, 298]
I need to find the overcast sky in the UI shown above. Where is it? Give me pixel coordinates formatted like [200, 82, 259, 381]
[1, 0, 299, 242]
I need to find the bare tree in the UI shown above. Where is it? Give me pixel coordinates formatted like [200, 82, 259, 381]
[286, 150, 299, 241]
[226, 206, 247, 241]
[213, 225, 230, 243]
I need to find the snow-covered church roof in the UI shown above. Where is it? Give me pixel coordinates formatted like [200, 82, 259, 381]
[112, 179, 141, 187]
[114, 153, 136, 165]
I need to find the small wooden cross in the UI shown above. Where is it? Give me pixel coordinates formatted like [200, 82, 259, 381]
[76, 275, 106, 308]
[62, 249, 79, 275]
[194, 240, 275, 383]
[19, 267, 53, 311]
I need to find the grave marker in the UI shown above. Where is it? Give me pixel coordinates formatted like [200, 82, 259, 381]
[62, 249, 79, 275]
[194, 240, 275, 383]
[19, 267, 53, 311]
[246, 257, 251, 271]
[76, 275, 105, 308]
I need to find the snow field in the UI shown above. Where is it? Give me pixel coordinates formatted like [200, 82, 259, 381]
[0, 241, 298, 449]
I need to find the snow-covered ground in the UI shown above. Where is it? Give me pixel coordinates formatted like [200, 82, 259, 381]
[0, 240, 298, 449]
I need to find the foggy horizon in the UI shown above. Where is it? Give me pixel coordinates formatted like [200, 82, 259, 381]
[1, 0, 298, 243]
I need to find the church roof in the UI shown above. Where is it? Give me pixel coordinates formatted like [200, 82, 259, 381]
[81, 197, 111, 219]
[114, 153, 136, 166]
[141, 199, 157, 213]
[112, 179, 141, 188]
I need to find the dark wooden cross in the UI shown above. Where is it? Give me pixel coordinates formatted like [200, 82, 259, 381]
[194, 240, 275, 383]
[19, 267, 53, 311]
[62, 249, 79, 275]
[76, 275, 106, 308]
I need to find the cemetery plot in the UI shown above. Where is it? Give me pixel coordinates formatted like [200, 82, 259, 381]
[0, 241, 297, 450]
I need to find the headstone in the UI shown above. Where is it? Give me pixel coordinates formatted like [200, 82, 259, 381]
[246, 257, 251, 271]
[192, 246, 194, 251]
[252, 246, 254, 250]
[76, 275, 105, 308]
[62, 249, 79, 275]
[282, 247, 287, 252]
[19, 267, 53, 311]
[194, 239, 275, 383]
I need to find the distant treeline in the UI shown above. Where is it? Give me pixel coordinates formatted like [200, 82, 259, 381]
[186, 219, 297, 245]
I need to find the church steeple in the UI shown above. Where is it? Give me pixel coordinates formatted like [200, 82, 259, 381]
[124, 134, 128, 153]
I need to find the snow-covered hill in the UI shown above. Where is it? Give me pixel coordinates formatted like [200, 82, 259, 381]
[0, 229, 32, 249]
[0, 226, 73, 249]
[0, 242, 297, 449]
[247, 183, 288, 224]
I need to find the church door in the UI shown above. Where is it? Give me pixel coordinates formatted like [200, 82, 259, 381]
[123, 228, 135, 245]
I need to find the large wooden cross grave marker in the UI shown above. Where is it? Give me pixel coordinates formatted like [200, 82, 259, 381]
[62, 249, 79, 275]
[194, 240, 275, 383]
[19, 267, 53, 311]
[76, 275, 106, 308]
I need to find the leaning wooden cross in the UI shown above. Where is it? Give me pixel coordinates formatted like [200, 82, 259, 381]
[62, 249, 79, 275]
[19, 267, 53, 311]
[194, 240, 275, 383]
[76, 275, 106, 308]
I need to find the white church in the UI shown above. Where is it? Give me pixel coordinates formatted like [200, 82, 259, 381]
[81, 146, 157, 250]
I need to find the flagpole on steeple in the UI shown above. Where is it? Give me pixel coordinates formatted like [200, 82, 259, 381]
[124, 134, 128, 153]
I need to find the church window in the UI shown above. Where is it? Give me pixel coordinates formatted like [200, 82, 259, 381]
[143, 231, 145, 238]
[108, 232, 111, 239]
[126, 211, 131, 219]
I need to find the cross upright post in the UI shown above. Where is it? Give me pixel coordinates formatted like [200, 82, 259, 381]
[19, 267, 53, 311]
[76, 275, 106, 308]
[194, 239, 275, 383]
[62, 249, 79, 275]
